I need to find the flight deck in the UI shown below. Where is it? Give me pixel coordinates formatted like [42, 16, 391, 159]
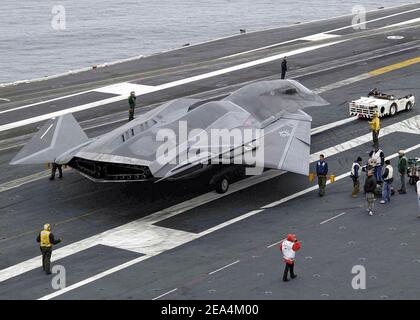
[0, 3, 419, 300]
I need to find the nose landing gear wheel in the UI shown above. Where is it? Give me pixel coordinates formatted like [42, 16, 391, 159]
[216, 176, 229, 194]
[389, 104, 397, 116]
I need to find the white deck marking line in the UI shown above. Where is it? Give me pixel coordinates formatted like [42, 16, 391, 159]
[300, 33, 341, 42]
[0, 170, 51, 193]
[320, 212, 348, 225]
[0, 95, 126, 132]
[0, 98, 11, 102]
[261, 185, 319, 209]
[314, 74, 372, 94]
[0, 84, 158, 117]
[221, 7, 420, 58]
[39, 123, 54, 140]
[0, 90, 95, 115]
[267, 240, 284, 249]
[379, 16, 420, 29]
[154, 41, 343, 90]
[199, 210, 265, 237]
[38, 255, 149, 300]
[310, 117, 358, 135]
[38, 141, 420, 300]
[208, 260, 240, 275]
[0, 41, 343, 133]
[0, 144, 24, 152]
[94, 83, 156, 96]
[99, 225, 199, 256]
[222, 39, 304, 59]
[152, 288, 178, 301]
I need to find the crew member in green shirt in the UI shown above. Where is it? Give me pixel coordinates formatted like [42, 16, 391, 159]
[128, 91, 136, 121]
[397, 150, 408, 194]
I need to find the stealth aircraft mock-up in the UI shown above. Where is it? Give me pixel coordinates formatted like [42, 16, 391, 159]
[11, 80, 328, 193]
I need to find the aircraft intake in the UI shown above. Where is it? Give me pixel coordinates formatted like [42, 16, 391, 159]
[68, 157, 153, 181]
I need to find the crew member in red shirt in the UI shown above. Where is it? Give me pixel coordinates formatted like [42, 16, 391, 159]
[280, 234, 301, 282]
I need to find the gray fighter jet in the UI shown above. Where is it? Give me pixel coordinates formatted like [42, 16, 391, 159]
[11, 80, 328, 193]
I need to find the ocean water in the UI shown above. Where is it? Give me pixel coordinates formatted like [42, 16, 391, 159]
[0, 0, 417, 84]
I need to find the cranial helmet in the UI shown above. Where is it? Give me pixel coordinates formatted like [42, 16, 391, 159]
[287, 234, 296, 242]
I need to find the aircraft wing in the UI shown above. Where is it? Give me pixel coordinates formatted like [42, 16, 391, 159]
[10, 114, 89, 165]
[155, 109, 312, 181]
[259, 111, 312, 175]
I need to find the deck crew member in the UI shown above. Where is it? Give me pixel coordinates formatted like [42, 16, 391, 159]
[316, 154, 328, 197]
[368, 88, 379, 97]
[128, 91, 136, 121]
[397, 150, 408, 194]
[364, 169, 377, 216]
[36, 224, 62, 275]
[351, 157, 362, 197]
[369, 145, 385, 185]
[281, 57, 288, 79]
[380, 159, 393, 204]
[368, 112, 380, 147]
[49, 163, 63, 180]
[280, 234, 301, 282]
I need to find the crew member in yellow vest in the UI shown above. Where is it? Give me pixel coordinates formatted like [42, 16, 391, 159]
[36, 224, 62, 275]
[368, 112, 380, 147]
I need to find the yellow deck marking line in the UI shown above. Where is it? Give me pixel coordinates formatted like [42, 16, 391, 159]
[368, 56, 420, 76]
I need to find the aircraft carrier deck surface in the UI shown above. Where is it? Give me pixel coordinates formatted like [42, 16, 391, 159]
[0, 3, 420, 300]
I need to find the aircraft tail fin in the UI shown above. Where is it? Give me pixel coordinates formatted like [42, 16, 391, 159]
[10, 114, 88, 165]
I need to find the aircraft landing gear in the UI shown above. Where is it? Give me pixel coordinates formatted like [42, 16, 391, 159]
[210, 166, 242, 194]
[215, 176, 229, 194]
